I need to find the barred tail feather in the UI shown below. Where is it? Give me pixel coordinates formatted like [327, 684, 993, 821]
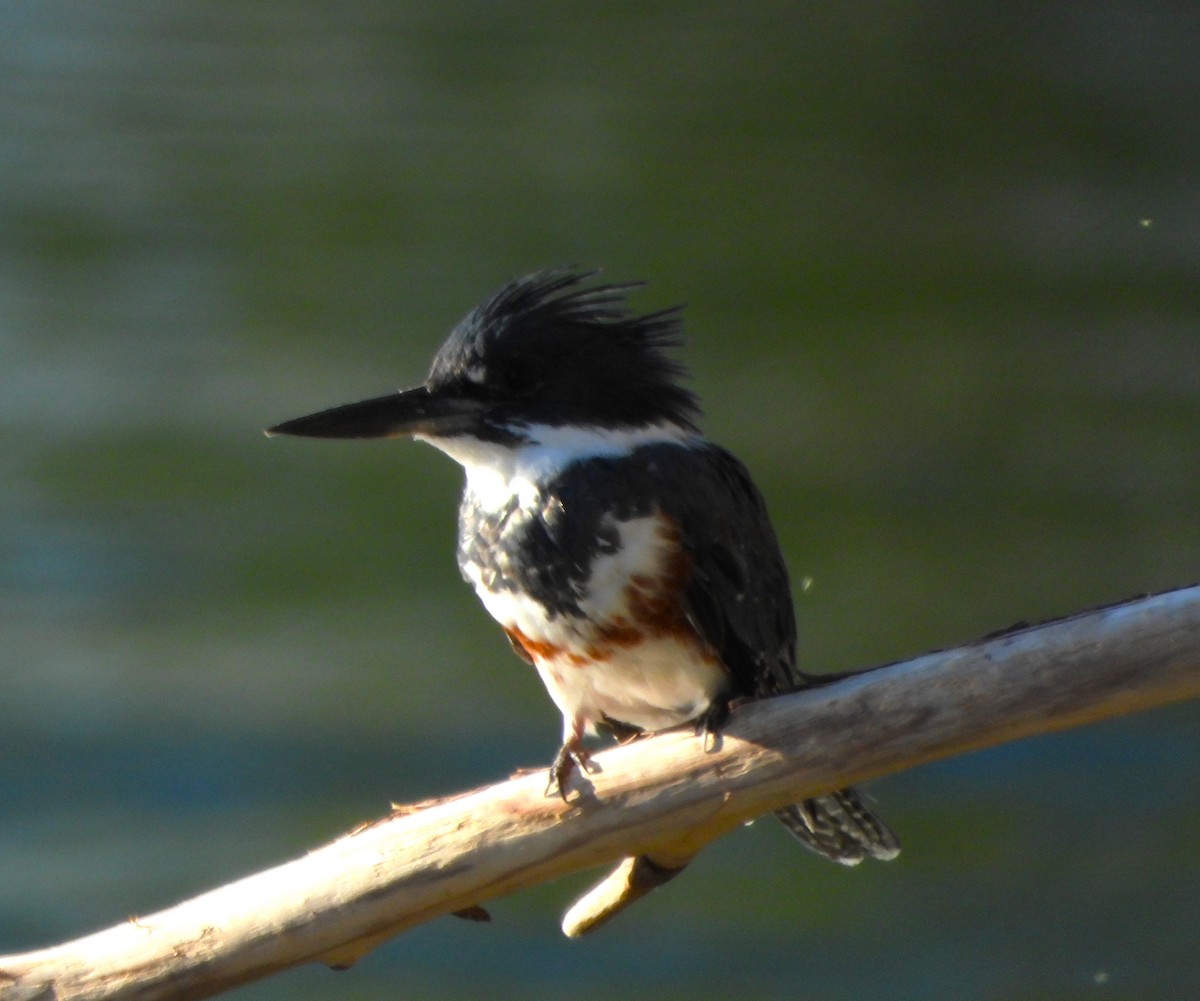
[774, 788, 900, 865]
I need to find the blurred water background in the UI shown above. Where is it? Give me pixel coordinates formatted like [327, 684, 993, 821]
[2, 3, 1199, 999]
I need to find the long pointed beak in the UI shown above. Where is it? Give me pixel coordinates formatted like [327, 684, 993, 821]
[265, 385, 485, 440]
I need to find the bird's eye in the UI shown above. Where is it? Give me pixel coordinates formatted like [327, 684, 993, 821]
[501, 358, 543, 397]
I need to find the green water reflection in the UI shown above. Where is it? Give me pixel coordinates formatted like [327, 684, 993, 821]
[2, 3, 1198, 999]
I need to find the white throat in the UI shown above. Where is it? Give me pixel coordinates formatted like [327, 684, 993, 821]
[417, 422, 696, 512]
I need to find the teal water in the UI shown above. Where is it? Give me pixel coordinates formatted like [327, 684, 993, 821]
[2, 3, 1198, 999]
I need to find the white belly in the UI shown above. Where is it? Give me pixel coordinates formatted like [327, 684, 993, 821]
[535, 636, 726, 737]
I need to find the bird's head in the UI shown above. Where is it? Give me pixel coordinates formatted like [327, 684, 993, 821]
[265, 270, 700, 450]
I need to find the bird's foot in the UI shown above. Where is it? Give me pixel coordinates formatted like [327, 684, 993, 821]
[547, 739, 596, 800]
[695, 696, 735, 752]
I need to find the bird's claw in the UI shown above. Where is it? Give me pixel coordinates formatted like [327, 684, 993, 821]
[547, 742, 596, 799]
[695, 697, 731, 752]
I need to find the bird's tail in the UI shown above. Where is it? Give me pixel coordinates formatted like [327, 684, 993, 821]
[774, 788, 900, 865]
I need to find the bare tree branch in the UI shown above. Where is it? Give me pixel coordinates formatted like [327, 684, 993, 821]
[3, 585, 1200, 1001]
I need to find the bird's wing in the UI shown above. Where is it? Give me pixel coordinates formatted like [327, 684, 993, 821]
[624, 445, 901, 865]
[637, 443, 800, 699]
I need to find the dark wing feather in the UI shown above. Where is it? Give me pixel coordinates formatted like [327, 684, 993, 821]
[664, 444, 800, 700]
[645, 443, 901, 865]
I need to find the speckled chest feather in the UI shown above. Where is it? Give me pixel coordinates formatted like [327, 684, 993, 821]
[456, 442, 731, 735]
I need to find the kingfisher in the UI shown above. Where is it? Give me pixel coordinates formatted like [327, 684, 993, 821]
[267, 269, 899, 865]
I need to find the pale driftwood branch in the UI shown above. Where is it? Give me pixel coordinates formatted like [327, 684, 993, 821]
[4, 586, 1200, 1001]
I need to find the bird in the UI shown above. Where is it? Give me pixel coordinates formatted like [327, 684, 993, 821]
[266, 269, 900, 866]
